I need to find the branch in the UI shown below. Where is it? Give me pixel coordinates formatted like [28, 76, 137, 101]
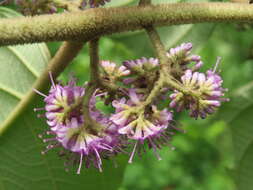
[1, 3, 253, 46]
[145, 26, 171, 69]
[138, 26, 169, 108]
[82, 39, 100, 126]
[82, 39, 105, 132]
[89, 39, 100, 83]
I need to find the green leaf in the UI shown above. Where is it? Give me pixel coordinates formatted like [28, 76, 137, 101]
[0, 7, 127, 190]
[218, 81, 253, 190]
[0, 7, 51, 132]
[200, 24, 253, 190]
[236, 141, 253, 190]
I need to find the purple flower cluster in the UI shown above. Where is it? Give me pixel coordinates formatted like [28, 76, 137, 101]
[35, 43, 228, 173]
[81, 0, 111, 8]
[1, 0, 58, 15]
[167, 43, 203, 78]
[170, 64, 228, 119]
[123, 57, 159, 73]
[1, 0, 111, 15]
[101, 60, 130, 80]
[122, 57, 159, 89]
[110, 89, 176, 162]
[34, 73, 124, 173]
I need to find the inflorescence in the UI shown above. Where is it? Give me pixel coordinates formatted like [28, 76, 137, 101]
[0, 0, 111, 15]
[34, 43, 228, 174]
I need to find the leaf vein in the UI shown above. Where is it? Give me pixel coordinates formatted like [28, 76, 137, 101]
[6, 46, 39, 78]
[0, 83, 23, 100]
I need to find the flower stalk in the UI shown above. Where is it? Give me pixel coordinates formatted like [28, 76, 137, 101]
[82, 38, 103, 131]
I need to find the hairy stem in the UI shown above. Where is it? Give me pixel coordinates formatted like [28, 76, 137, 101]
[146, 26, 194, 95]
[82, 39, 103, 131]
[138, 26, 168, 107]
[82, 39, 100, 124]
[89, 38, 100, 83]
[1, 3, 253, 45]
[82, 84, 96, 125]
[146, 26, 171, 69]
[89, 40, 121, 93]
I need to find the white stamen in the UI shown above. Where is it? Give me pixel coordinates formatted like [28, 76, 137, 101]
[43, 137, 56, 143]
[38, 134, 43, 139]
[33, 108, 44, 112]
[94, 148, 103, 172]
[213, 56, 221, 73]
[99, 144, 113, 152]
[33, 88, 47, 98]
[37, 114, 45, 118]
[46, 131, 55, 135]
[49, 71, 56, 89]
[128, 141, 138, 163]
[77, 152, 83, 175]
[94, 148, 102, 166]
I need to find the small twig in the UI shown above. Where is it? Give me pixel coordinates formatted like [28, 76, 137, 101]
[82, 39, 100, 124]
[89, 38, 100, 83]
[145, 26, 171, 70]
[145, 26, 194, 95]
[89, 39, 122, 94]
[82, 39, 104, 131]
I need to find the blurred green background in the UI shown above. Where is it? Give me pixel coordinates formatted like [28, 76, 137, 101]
[47, 22, 253, 190]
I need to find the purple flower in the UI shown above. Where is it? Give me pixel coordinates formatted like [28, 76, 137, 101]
[101, 60, 130, 79]
[123, 57, 159, 73]
[34, 73, 123, 173]
[10, 0, 58, 15]
[122, 57, 159, 89]
[81, 0, 111, 8]
[170, 68, 228, 119]
[167, 42, 203, 72]
[110, 89, 177, 162]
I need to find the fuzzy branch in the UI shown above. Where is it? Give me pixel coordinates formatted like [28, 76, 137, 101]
[1, 3, 253, 46]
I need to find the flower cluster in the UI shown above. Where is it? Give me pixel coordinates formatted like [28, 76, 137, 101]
[110, 89, 176, 162]
[35, 43, 228, 173]
[167, 42, 203, 78]
[1, 0, 111, 15]
[101, 60, 130, 82]
[81, 0, 111, 8]
[1, 0, 58, 15]
[34, 74, 124, 173]
[170, 68, 229, 119]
